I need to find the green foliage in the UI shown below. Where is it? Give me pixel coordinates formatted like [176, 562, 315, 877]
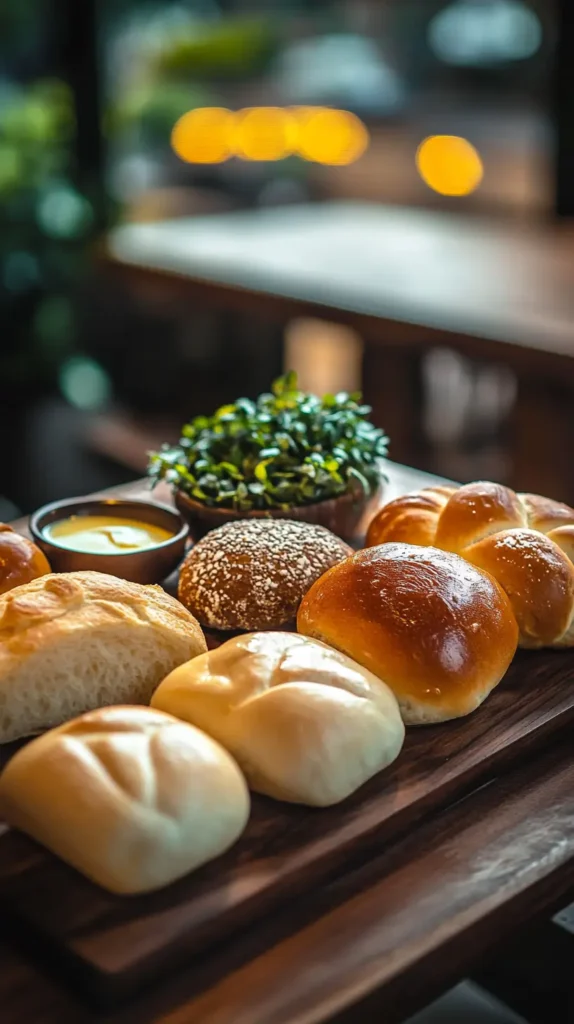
[0, 77, 96, 389]
[148, 373, 389, 511]
[154, 18, 276, 79]
[107, 82, 213, 142]
[0, 79, 74, 198]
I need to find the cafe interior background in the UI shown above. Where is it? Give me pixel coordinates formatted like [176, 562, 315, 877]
[2, 0, 572, 525]
[1, 2, 572, 1022]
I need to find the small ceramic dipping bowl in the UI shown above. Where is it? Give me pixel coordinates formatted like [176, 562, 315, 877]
[30, 497, 188, 585]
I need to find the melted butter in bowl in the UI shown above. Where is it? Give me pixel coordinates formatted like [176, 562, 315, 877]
[31, 496, 188, 584]
[45, 516, 174, 555]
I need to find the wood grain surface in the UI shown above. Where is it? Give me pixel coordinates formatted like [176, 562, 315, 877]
[0, 645, 572, 1004]
[0, 736, 572, 1024]
[1, 462, 573, 1015]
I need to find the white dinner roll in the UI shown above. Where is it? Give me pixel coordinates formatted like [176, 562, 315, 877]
[0, 706, 250, 894]
[151, 632, 405, 807]
[0, 571, 207, 743]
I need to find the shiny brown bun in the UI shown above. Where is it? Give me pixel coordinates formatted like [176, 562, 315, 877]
[178, 519, 352, 631]
[366, 482, 574, 649]
[297, 543, 518, 725]
[0, 524, 51, 595]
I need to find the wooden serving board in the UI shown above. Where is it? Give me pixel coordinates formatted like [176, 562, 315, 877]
[0, 647, 572, 1006]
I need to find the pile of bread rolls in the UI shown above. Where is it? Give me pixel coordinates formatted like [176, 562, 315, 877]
[0, 479, 572, 896]
[366, 481, 574, 649]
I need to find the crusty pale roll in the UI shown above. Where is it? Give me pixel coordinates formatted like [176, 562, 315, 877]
[0, 706, 250, 894]
[297, 544, 518, 725]
[151, 632, 405, 806]
[0, 524, 51, 595]
[366, 481, 574, 649]
[0, 571, 207, 743]
[178, 518, 352, 631]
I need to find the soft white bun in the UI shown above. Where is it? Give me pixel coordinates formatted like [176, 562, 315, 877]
[0, 706, 250, 894]
[151, 632, 405, 807]
[366, 482, 574, 649]
[0, 571, 207, 743]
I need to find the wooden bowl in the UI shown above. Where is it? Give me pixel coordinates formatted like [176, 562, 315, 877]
[174, 483, 384, 545]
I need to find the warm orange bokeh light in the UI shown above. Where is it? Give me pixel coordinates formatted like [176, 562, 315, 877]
[170, 106, 370, 166]
[295, 108, 370, 166]
[171, 107, 235, 164]
[233, 107, 298, 161]
[416, 135, 484, 196]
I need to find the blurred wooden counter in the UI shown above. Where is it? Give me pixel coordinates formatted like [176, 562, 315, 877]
[104, 202, 574, 371]
[102, 202, 574, 500]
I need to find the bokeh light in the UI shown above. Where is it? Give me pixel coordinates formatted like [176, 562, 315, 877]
[429, 0, 542, 67]
[171, 107, 235, 164]
[59, 356, 111, 411]
[170, 106, 369, 165]
[416, 135, 484, 196]
[37, 186, 94, 239]
[232, 107, 298, 162]
[295, 107, 369, 166]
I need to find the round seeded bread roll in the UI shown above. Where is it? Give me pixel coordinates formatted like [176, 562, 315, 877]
[0, 706, 250, 894]
[178, 519, 352, 631]
[0, 524, 51, 595]
[297, 543, 518, 725]
[0, 571, 207, 743]
[151, 631, 405, 806]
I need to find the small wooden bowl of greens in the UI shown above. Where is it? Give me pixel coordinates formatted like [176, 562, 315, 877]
[148, 373, 389, 544]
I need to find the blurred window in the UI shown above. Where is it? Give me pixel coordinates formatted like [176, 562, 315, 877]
[99, 0, 554, 220]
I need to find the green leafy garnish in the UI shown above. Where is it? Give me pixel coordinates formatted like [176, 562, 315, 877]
[148, 373, 389, 511]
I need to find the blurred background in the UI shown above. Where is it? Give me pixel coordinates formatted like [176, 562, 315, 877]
[1, 0, 573, 518]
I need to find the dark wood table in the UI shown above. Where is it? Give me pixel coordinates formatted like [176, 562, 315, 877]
[1, 461, 573, 1024]
[102, 201, 574, 498]
[105, 203, 574, 372]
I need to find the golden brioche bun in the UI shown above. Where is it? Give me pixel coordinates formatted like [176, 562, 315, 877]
[297, 543, 518, 724]
[0, 524, 51, 595]
[366, 481, 574, 648]
[178, 518, 352, 631]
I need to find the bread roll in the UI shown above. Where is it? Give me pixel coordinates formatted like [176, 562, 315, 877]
[366, 482, 574, 648]
[0, 571, 207, 743]
[0, 524, 51, 595]
[152, 631, 405, 806]
[0, 706, 250, 894]
[297, 543, 518, 724]
[178, 519, 352, 631]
